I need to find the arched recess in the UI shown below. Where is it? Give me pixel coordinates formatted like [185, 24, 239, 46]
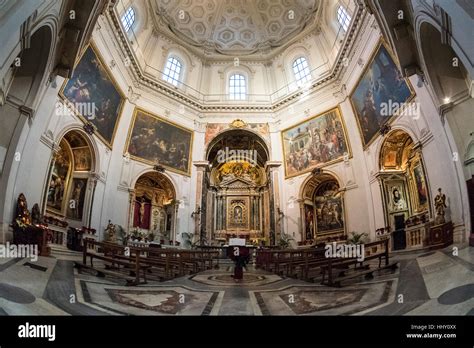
[299, 171, 345, 243]
[128, 171, 177, 244]
[44, 130, 96, 230]
[205, 128, 272, 245]
[377, 130, 433, 251]
[417, 21, 470, 106]
[0, 25, 53, 236]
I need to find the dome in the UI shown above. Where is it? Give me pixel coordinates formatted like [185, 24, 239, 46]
[151, 0, 320, 58]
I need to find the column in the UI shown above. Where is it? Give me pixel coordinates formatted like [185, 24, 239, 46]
[193, 161, 209, 243]
[265, 161, 282, 245]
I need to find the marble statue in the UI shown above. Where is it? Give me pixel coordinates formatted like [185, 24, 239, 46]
[434, 188, 447, 224]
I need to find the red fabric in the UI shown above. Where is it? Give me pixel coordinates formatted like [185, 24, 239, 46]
[133, 200, 151, 229]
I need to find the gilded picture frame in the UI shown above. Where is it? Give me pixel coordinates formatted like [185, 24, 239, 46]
[59, 42, 125, 148]
[349, 38, 416, 149]
[281, 106, 352, 179]
[125, 107, 194, 176]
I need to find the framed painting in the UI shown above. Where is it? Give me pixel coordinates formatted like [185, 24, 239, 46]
[47, 139, 72, 214]
[411, 161, 429, 212]
[313, 181, 344, 234]
[60, 43, 125, 147]
[226, 197, 249, 231]
[66, 178, 88, 220]
[281, 107, 351, 178]
[72, 147, 92, 171]
[385, 181, 409, 213]
[126, 108, 194, 176]
[304, 204, 315, 240]
[349, 39, 415, 148]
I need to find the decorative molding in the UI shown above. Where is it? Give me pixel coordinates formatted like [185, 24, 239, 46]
[103, 2, 369, 113]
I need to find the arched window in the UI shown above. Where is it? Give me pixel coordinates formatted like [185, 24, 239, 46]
[121, 7, 136, 33]
[229, 74, 247, 100]
[337, 5, 351, 32]
[162, 56, 183, 86]
[292, 57, 311, 86]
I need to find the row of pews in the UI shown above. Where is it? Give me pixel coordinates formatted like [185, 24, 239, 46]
[75, 240, 220, 286]
[256, 239, 398, 287]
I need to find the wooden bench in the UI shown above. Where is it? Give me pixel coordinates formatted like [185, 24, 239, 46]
[321, 239, 398, 287]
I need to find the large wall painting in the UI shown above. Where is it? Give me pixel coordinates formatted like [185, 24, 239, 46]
[60, 44, 125, 147]
[205, 122, 270, 146]
[126, 108, 194, 176]
[281, 107, 350, 178]
[350, 39, 415, 148]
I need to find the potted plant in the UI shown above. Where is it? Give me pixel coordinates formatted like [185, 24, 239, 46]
[347, 231, 368, 245]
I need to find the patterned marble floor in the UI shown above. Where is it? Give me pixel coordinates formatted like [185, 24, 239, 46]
[0, 245, 472, 316]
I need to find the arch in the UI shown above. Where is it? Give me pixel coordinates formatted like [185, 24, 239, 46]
[205, 127, 270, 165]
[0, 24, 54, 236]
[415, 20, 470, 106]
[376, 126, 419, 172]
[299, 170, 344, 201]
[465, 139, 474, 166]
[54, 125, 100, 173]
[129, 170, 178, 244]
[6, 25, 53, 109]
[299, 170, 345, 242]
[130, 169, 177, 200]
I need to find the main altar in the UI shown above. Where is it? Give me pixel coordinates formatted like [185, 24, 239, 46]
[211, 161, 266, 244]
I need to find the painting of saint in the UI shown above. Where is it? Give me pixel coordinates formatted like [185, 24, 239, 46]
[66, 178, 87, 220]
[350, 40, 414, 148]
[126, 109, 194, 175]
[413, 163, 428, 207]
[73, 147, 92, 171]
[390, 186, 407, 212]
[61, 45, 124, 147]
[313, 181, 344, 234]
[281, 107, 350, 178]
[233, 206, 243, 224]
[304, 204, 315, 240]
[47, 139, 71, 213]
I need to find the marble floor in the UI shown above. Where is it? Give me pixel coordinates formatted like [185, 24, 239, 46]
[0, 245, 473, 316]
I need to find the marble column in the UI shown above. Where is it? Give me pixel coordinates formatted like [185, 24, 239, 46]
[193, 161, 209, 243]
[127, 189, 135, 232]
[265, 161, 282, 245]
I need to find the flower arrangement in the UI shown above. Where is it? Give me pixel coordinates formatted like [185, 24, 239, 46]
[126, 228, 155, 243]
[128, 228, 147, 241]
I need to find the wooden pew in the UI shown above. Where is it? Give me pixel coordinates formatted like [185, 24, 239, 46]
[321, 239, 398, 287]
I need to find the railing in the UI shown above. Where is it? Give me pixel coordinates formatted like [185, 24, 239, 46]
[111, 0, 354, 107]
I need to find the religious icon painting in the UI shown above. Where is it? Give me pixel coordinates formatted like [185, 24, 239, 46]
[281, 107, 351, 178]
[126, 108, 194, 176]
[60, 43, 125, 148]
[349, 39, 415, 148]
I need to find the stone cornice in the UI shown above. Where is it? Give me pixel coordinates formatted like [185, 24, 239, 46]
[104, 1, 369, 114]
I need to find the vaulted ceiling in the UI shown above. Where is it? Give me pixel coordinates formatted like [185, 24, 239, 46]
[150, 0, 321, 58]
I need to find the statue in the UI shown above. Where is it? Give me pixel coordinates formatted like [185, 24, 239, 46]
[104, 220, 117, 243]
[14, 193, 31, 227]
[137, 197, 146, 226]
[434, 188, 447, 224]
[31, 203, 43, 225]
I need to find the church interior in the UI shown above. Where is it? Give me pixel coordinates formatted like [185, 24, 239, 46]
[0, 0, 473, 320]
